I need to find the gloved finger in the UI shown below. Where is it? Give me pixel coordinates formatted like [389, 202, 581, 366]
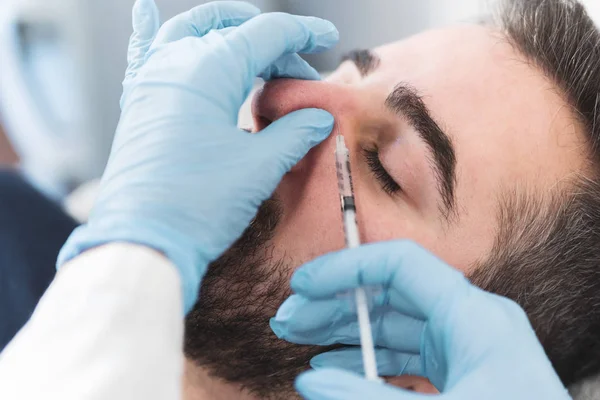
[253, 108, 334, 177]
[226, 12, 338, 83]
[121, 0, 160, 109]
[202, 32, 321, 81]
[148, 1, 260, 53]
[126, 0, 160, 74]
[271, 294, 424, 352]
[290, 240, 469, 320]
[311, 347, 424, 377]
[260, 54, 321, 81]
[270, 295, 357, 337]
[296, 369, 427, 400]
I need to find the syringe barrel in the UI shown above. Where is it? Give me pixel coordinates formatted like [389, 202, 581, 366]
[335, 136, 354, 198]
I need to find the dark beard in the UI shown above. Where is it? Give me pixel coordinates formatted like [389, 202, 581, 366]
[468, 185, 600, 387]
[184, 197, 336, 399]
[185, 183, 600, 397]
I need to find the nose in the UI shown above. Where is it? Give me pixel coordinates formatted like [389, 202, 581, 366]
[252, 79, 366, 259]
[252, 79, 362, 173]
[252, 79, 359, 128]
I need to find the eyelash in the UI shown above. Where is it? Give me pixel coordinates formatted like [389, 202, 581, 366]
[362, 148, 402, 195]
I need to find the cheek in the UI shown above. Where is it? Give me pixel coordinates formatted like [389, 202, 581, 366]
[355, 177, 493, 275]
[272, 164, 347, 267]
[356, 198, 434, 247]
[270, 142, 496, 277]
[353, 171, 438, 248]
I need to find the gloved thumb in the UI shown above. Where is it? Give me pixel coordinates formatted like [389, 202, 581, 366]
[256, 108, 334, 174]
[122, 0, 160, 108]
[296, 369, 425, 400]
[132, 0, 160, 42]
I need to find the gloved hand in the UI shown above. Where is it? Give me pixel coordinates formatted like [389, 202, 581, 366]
[270, 241, 571, 400]
[57, 0, 339, 312]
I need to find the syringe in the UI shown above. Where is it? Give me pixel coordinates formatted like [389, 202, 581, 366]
[334, 133, 380, 382]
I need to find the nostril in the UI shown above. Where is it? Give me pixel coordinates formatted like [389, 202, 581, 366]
[257, 115, 273, 131]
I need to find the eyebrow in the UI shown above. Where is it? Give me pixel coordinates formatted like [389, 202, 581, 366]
[385, 84, 457, 218]
[341, 49, 381, 77]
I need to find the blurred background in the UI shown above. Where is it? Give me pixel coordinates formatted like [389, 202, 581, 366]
[1, 0, 599, 200]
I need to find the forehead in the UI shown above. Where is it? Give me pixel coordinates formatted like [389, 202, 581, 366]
[370, 24, 535, 101]
[365, 24, 588, 188]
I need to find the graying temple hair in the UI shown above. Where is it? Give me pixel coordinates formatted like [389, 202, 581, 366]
[470, 0, 600, 390]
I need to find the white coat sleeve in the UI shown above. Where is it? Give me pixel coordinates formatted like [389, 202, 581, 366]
[0, 243, 184, 400]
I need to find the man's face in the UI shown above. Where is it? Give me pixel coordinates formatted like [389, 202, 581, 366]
[184, 25, 587, 398]
[256, 24, 585, 275]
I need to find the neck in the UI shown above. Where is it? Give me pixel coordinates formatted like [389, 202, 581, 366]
[183, 359, 260, 400]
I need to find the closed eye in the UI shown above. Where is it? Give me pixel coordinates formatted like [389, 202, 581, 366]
[362, 147, 402, 195]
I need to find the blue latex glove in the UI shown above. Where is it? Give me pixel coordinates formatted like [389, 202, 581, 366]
[120, 0, 322, 108]
[57, 0, 338, 312]
[271, 241, 571, 400]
